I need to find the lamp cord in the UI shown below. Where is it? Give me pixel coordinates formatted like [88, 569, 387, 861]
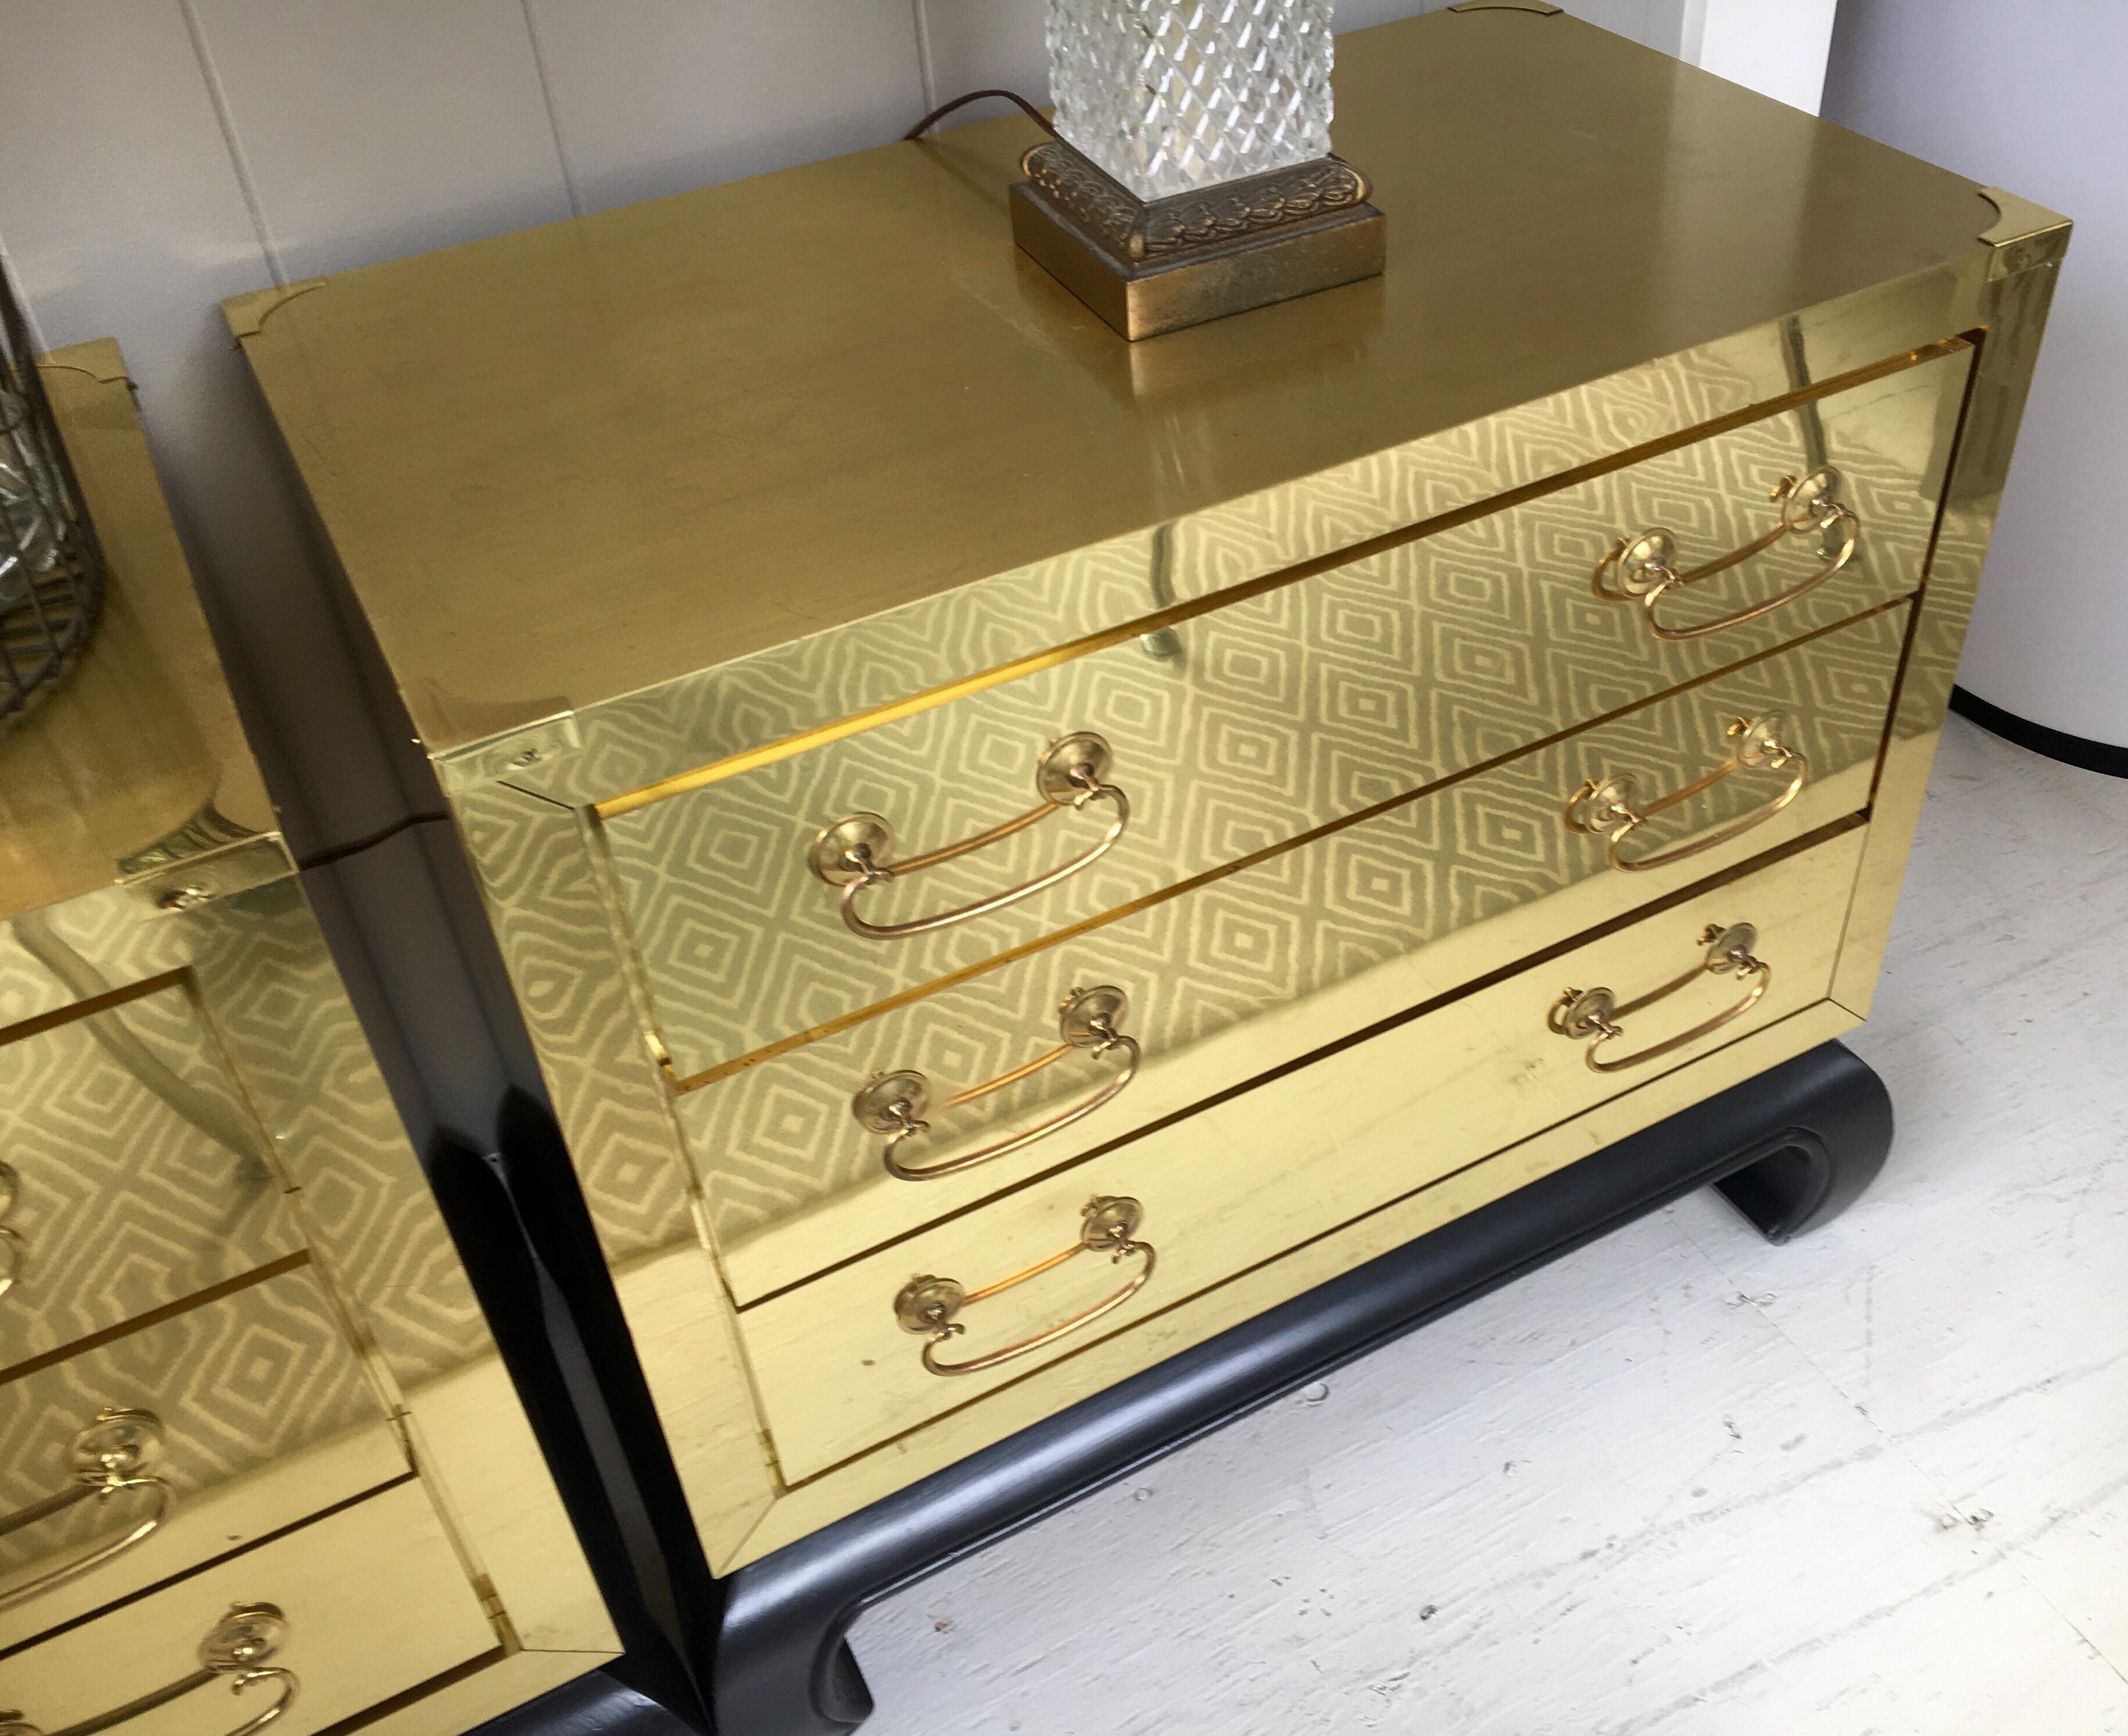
[904, 89, 1056, 142]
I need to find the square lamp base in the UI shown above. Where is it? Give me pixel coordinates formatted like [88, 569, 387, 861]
[1009, 140, 1386, 341]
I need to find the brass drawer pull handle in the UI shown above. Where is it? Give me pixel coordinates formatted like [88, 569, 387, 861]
[894, 1196, 1155, 1377]
[0, 1409, 172, 1611]
[0, 1160, 22, 1301]
[856, 986, 1139, 1181]
[0, 1602, 298, 1736]
[1566, 714, 1807, 873]
[1549, 923, 1771, 1073]
[810, 732, 1129, 940]
[1594, 468, 1860, 642]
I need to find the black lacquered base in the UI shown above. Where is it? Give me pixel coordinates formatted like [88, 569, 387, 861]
[694, 1040, 1892, 1735]
[471, 1042, 1890, 1736]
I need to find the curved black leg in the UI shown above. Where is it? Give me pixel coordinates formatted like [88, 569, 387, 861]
[1710, 1040, 1894, 1243]
[704, 1040, 1894, 1736]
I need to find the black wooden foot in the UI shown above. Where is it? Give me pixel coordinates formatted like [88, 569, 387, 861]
[703, 1040, 1894, 1736]
[1711, 1041, 1892, 1242]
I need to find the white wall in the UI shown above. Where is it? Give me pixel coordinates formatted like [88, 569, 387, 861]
[0, 1, 1836, 856]
[1824, 3, 2126, 751]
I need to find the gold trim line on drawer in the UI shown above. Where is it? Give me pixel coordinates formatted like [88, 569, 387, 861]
[663, 596, 1907, 1096]
[0, 1254, 310, 1388]
[588, 337, 1971, 822]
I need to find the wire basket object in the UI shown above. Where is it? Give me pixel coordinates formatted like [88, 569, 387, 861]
[1, 262, 106, 734]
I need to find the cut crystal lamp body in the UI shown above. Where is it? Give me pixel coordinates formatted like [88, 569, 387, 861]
[1047, 1, 1336, 201]
[1015, 0, 1379, 338]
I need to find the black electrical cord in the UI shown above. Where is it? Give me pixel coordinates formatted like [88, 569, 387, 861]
[904, 88, 1056, 142]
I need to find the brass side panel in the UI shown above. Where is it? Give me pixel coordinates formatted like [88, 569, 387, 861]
[604, 351, 1965, 1082]
[1, 353, 619, 1702]
[694, 604, 1910, 1299]
[1830, 193, 2071, 1015]
[449, 783, 778, 1565]
[0, 1481, 496, 1734]
[0, 980, 298, 1367]
[740, 830, 1866, 1480]
[0, 1269, 403, 1648]
[1, 345, 272, 921]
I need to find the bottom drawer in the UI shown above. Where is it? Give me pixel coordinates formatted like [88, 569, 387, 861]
[0, 1479, 496, 1736]
[742, 827, 1866, 1479]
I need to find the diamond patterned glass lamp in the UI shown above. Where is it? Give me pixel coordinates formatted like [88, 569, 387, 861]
[1011, 0, 1386, 340]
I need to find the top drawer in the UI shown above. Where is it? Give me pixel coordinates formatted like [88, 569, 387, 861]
[0, 982, 295, 1369]
[601, 342, 1971, 1080]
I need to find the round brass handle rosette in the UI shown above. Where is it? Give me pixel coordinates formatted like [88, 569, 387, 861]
[1593, 468, 1860, 642]
[854, 986, 1140, 1181]
[1549, 922, 1771, 1073]
[810, 733, 1129, 940]
[893, 1196, 1155, 1377]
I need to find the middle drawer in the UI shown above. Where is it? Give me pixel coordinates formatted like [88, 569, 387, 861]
[682, 602, 1909, 1301]
[0, 1264, 402, 1650]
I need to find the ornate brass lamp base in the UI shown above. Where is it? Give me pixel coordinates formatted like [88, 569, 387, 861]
[1010, 139, 1386, 341]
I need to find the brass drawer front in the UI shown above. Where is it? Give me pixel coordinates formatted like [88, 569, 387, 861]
[738, 828, 1866, 1481]
[602, 347, 1967, 1084]
[0, 984, 298, 1368]
[682, 603, 1908, 1301]
[0, 1479, 495, 1736]
[0, 1268, 400, 1649]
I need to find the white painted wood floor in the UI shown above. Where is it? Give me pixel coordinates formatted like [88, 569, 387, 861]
[851, 715, 2128, 1736]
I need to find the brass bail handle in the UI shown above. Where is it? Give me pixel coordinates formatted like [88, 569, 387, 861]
[1549, 922, 1772, 1073]
[809, 732, 1130, 940]
[855, 986, 1140, 1182]
[0, 1408, 175, 1612]
[1, 1602, 299, 1736]
[894, 1196, 1156, 1377]
[0, 1159, 23, 1301]
[1594, 468, 1860, 642]
[1566, 714, 1808, 874]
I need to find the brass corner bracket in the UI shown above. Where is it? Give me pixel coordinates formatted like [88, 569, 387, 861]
[1009, 139, 1386, 341]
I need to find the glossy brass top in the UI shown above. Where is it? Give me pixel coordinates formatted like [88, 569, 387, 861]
[229, 10, 2006, 757]
[0, 342, 273, 922]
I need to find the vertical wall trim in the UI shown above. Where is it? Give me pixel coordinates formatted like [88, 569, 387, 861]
[0, 230, 46, 351]
[911, 0, 939, 113]
[519, 1, 584, 220]
[1675, 0, 1710, 64]
[178, 0, 284, 287]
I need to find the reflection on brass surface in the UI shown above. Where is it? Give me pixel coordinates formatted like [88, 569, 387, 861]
[1593, 468, 1860, 642]
[1010, 141, 1386, 340]
[227, 7, 2065, 1572]
[0, 1162, 19, 1302]
[740, 836, 1864, 1484]
[2, 347, 271, 920]
[1448, 0, 1562, 12]
[858, 985, 1138, 1183]
[1, 1603, 297, 1736]
[3, 352, 612, 1713]
[1566, 714, 1806, 873]
[586, 341, 1965, 825]
[607, 352, 1964, 1091]
[1550, 922, 1771, 1073]
[682, 605, 1908, 1296]
[227, 15, 2017, 767]
[894, 1197, 1155, 1376]
[1976, 186, 2073, 279]
[807, 733, 1128, 940]
[0, 1409, 171, 1612]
